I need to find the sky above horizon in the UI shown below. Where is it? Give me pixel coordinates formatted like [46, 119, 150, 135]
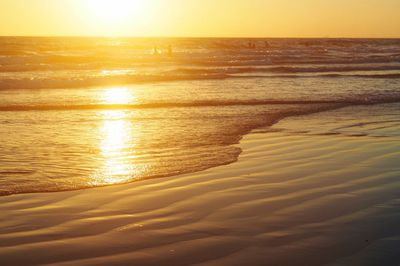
[1, 0, 400, 37]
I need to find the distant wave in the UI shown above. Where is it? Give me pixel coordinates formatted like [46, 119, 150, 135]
[1, 37, 400, 90]
[234, 73, 400, 79]
[316, 73, 400, 79]
[1, 97, 400, 112]
[173, 64, 400, 74]
[2, 61, 400, 73]
[257, 65, 400, 73]
[1, 71, 400, 90]
[0, 73, 228, 90]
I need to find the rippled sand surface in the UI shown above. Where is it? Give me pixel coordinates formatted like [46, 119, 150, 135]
[1, 104, 399, 266]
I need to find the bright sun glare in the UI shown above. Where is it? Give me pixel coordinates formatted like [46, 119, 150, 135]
[103, 87, 135, 105]
[87, 0, 147, 25]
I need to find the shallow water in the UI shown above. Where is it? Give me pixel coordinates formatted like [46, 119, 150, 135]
[0, 38, 399, 195]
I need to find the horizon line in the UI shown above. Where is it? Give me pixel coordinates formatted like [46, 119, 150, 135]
[1, 35, 400, 40]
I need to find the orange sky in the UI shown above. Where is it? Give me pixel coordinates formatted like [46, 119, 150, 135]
[1, 0, 400, 37]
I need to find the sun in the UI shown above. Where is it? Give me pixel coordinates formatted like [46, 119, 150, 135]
[87, 0, 147, 25]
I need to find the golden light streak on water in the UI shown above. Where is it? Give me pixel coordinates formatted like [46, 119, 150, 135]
[98, 111, 134, 184]
[102, 87, 135, 105]
[90, 87, 142, 185]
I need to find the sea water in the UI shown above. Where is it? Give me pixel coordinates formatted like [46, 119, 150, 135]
[0, 37, 399, 195]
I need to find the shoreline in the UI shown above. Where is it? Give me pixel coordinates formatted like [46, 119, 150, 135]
[1, 105, 399, 265]
[0, 102, 346, 197]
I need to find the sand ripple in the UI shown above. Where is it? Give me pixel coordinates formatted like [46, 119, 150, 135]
[0, 106, 399, 266]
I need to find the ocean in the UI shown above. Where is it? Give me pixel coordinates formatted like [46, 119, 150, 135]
[0, 37, 399, 196]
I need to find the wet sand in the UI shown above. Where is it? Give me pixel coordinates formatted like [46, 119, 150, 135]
[1, 106, 400, 266]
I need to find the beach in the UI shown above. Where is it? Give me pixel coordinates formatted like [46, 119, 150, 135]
[1, 103, 399, 266]
[1, 0, 400, 264]
[1, 37, 400, 265]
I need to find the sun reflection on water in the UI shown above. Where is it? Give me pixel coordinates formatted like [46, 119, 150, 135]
[101, 111, 131, 153]
[99, 111, 134, 184]
[102, 87, 135, 105]
[91, 87, 142, 185]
